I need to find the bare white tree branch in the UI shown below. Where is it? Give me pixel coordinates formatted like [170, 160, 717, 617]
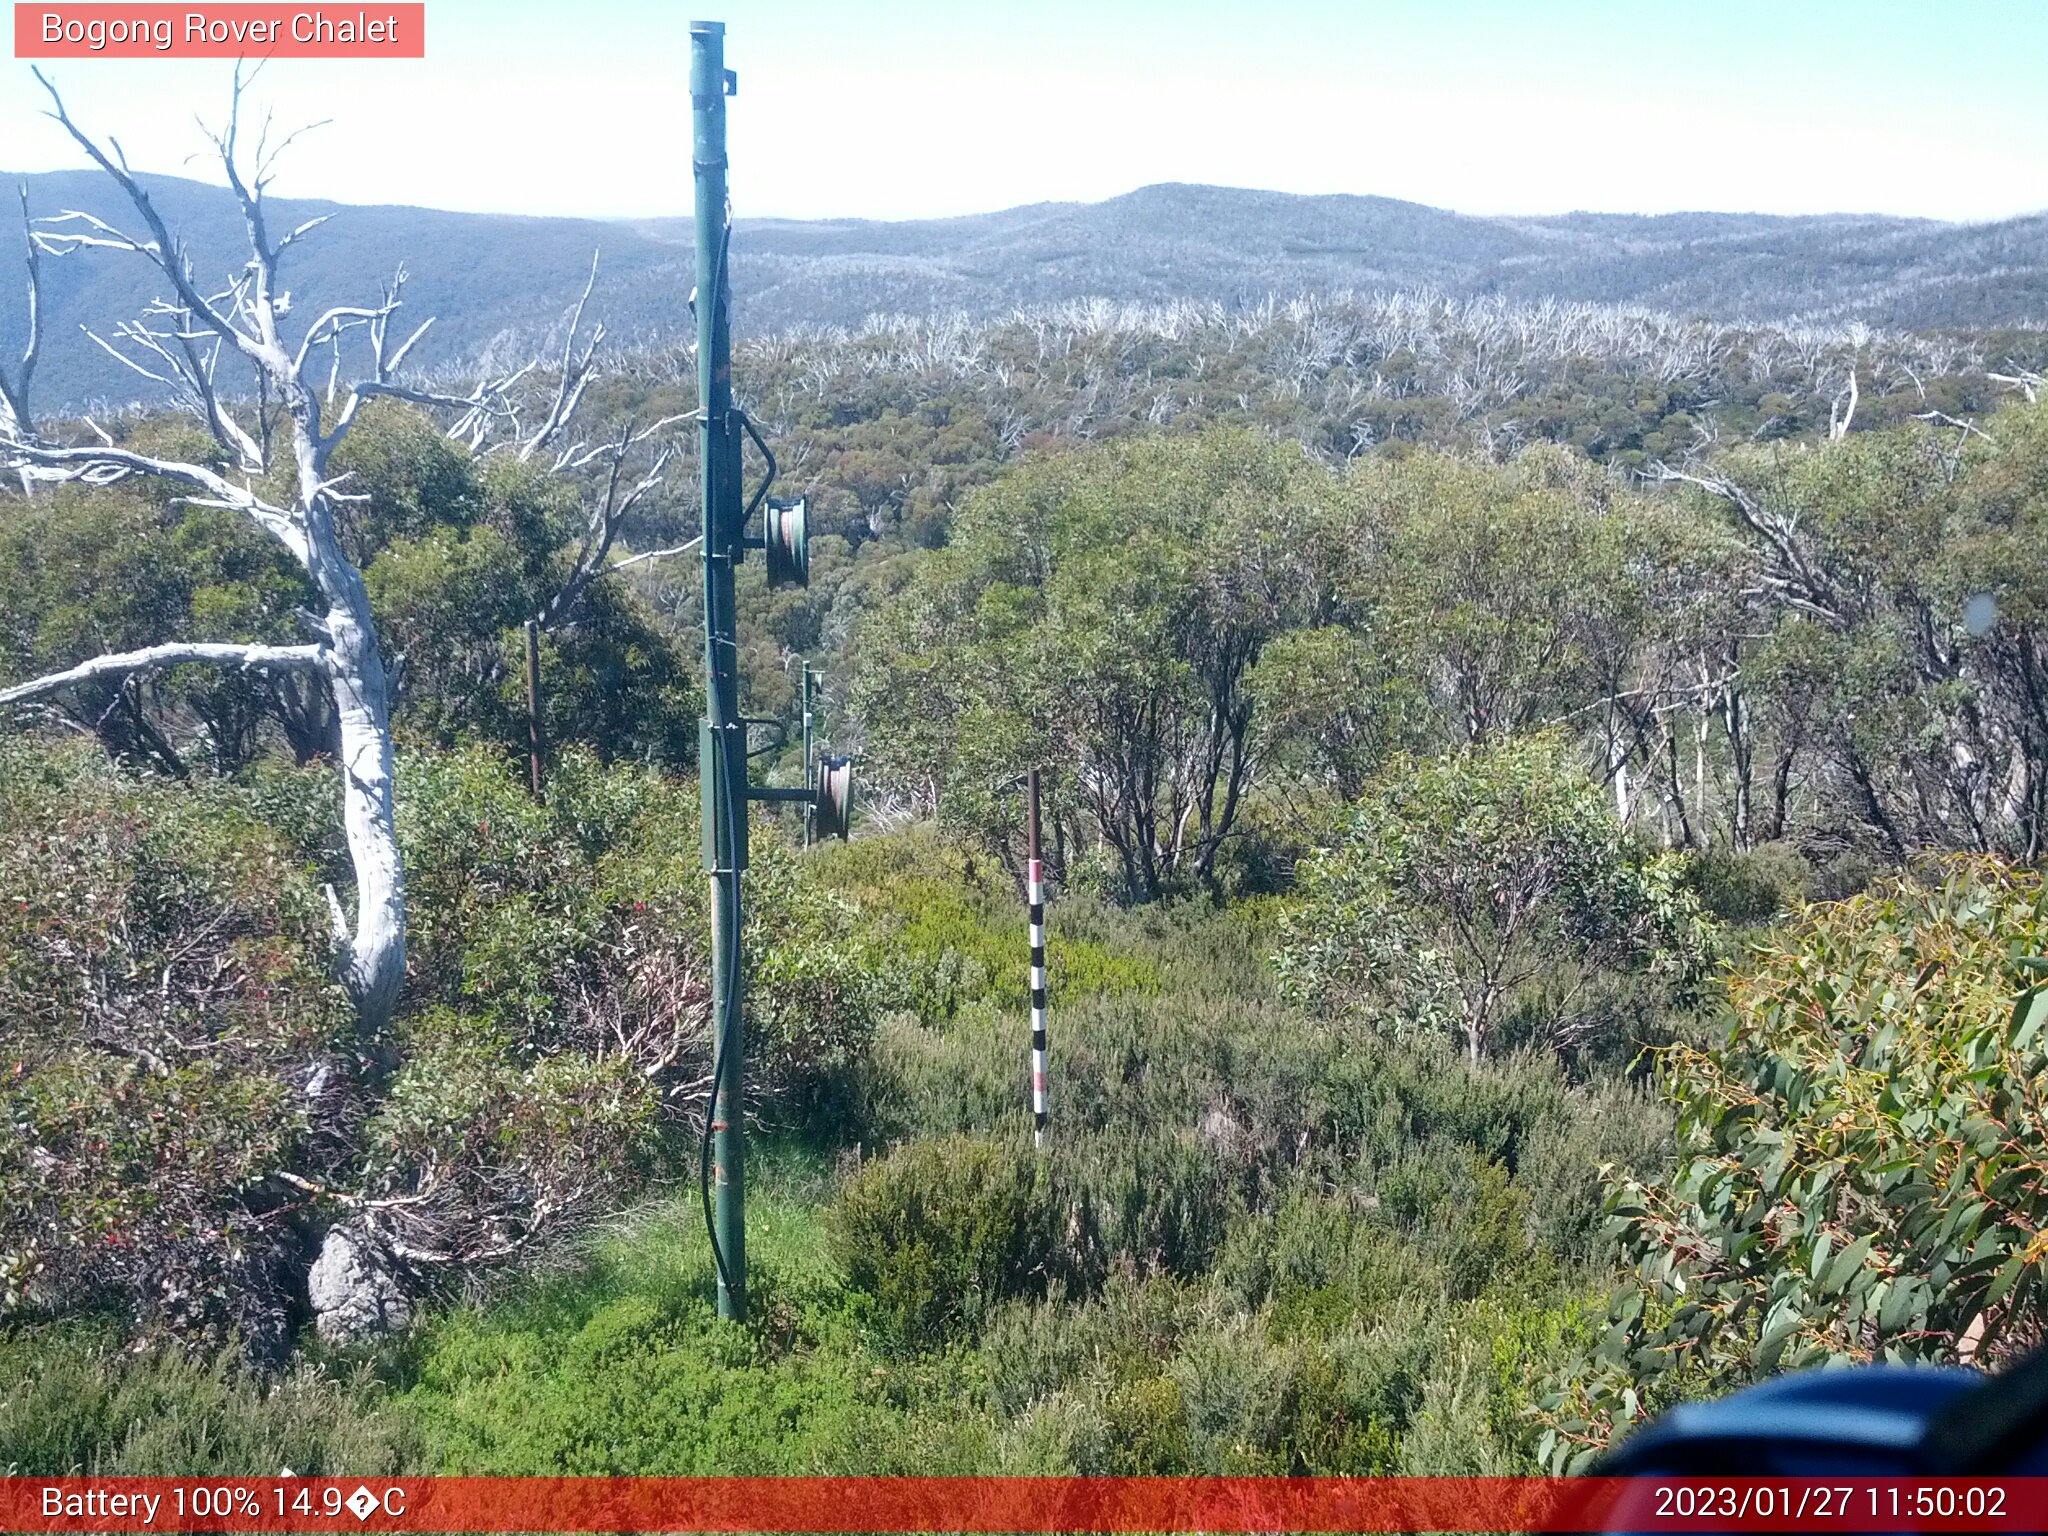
[1649, 460, 1846, 627]
[1828, 364, 1859, 440]
[1913, 409, 1995, 443]
[31, 68, 273, 373]
[519, 250, 604, 464]
[608, 535, 704, 573]
[1989, 366, 2044, 403]
[0, 641, 322, 707]
[534, 413, 688, 628]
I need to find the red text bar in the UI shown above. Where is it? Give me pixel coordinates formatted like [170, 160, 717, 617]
[5, 1477, 2048, 1533]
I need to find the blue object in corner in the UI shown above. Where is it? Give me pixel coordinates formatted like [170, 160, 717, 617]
[1600, 1365, 1984, 1477]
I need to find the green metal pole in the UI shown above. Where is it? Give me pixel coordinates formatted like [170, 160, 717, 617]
[692, 17, 746, 1322]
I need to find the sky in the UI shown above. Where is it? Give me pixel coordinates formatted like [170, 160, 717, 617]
[1, 0, 2044, 224]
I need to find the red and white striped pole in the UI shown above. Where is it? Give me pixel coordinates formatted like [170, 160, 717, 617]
[1026, 766, 1049, 1148]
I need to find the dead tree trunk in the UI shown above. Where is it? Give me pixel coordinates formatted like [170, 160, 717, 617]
[1, 72, 472, 1027]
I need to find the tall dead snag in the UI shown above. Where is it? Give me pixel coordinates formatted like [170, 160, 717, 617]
[1, 69, 474, 1029]
[0, 185, 40, 490]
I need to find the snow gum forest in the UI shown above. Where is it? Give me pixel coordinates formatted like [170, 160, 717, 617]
[10, 71, 2048, 1479]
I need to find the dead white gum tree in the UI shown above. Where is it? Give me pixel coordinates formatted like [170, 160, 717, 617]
[0, 68, 685, 1030]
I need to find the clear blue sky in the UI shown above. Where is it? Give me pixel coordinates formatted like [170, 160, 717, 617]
[3, 0, 2043, 222]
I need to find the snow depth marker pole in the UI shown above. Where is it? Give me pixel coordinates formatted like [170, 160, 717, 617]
[1027, 766, 1049, 1148]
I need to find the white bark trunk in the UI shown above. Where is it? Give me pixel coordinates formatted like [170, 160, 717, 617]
[292, 347, 406, 1027]
[325, 579, 406, 1028]
[4, 69, 423, 1033]
[9, 70, 626, 1034]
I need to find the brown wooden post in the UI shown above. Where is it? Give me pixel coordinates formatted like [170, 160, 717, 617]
[524, 618, 545, 797]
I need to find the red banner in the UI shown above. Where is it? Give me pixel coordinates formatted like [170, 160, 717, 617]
[13, 5, 424, 58]
[3, 1477, 2047, 1532]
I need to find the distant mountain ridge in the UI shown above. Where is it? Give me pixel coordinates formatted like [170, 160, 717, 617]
[5, 172, 2046, 410]
[705, 184, 2048, 338]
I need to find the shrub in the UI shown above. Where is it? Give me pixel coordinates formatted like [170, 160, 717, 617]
[1540, 858, 2048, 1469]
[339, 745, 888, 1275]
[0, 1322, 419, 1475]
[398, 745, 884, 1125]
[834, 1135, 1063, 1351]
[1303, 1038, 1570, 1180]
[0, 741, 351, 1356]
[1274, 734, 1713, 1062]
[1212, 1191, 1417, 1324]
[354, 1028, 660, 1268]
[403, 1296, 898, 1474]
[978, 1271, 1197, 1416]
[1513, 1076, 1672, 1265]
[812, 828, 1158, 1023]
[1372, 1149, 1546, 1302]
[1099, 1373, 1191, 1473]
[1054, 1129, 1236, 1281]
[1682, 842, 1810, 928]
[977, 1277, 1577, 1476]
[1, 739, 885, 1354]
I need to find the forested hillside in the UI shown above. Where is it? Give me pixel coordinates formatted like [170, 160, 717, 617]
[703, 187, 2048, 338]
[9, 168, 2048, 407]
[10, 120, 2048, 1482]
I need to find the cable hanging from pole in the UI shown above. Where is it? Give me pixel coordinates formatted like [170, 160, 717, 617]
[700, 751, 744, 1310]
[697, 193, 736, 1307]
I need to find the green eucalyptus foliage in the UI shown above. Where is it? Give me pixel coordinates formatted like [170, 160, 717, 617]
[1275, 735, 1714, 1063]
[0, 450, 317, 774]
[0, 404, 697, 773]
[1539, 858, 2048, 1470]
[1354, 446, 1705, 747]
[1247, 624, 1421, 803]
[349, 408, 699, 767]
[853, 429, 1349, 900]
